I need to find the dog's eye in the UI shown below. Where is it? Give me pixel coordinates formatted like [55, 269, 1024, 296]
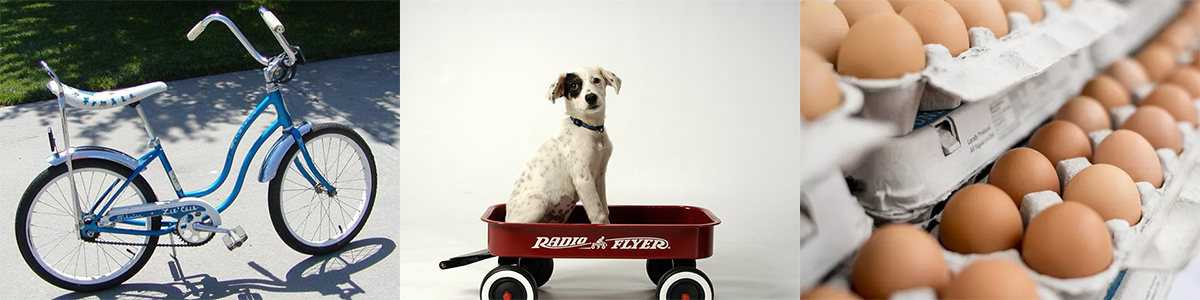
[592, 78, 601, 84]
[570, 83, 579, 90]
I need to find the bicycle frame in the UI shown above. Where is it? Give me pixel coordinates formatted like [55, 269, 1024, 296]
[79, 89, 336, 237]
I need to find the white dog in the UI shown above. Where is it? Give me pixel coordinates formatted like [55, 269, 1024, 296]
[506, 67, 622, 224]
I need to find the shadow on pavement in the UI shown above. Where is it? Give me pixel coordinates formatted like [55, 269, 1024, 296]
[0, 52, 399, 147]
[53, 237, 395, 300]
[289, 52, 400, 145]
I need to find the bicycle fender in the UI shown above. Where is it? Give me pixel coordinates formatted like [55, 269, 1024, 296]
[258, 122, 312, 183]
[45, 146, 139, 170]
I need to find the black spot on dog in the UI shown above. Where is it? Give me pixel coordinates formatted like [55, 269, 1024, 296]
[565, 73, 582, 99]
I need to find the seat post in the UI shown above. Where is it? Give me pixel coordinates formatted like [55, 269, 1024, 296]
[130, 103, 158, 141]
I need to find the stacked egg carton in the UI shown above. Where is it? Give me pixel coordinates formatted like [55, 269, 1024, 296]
[807, 124, 1200, 299]
[1094, 1, 1200, 297]
[922, 0, 1200, 297]
[799, 80, 896, 291]
[800, 0, 1200, 298]
[1092, 0, 1184, 66]
[844, 0, 1127, 225]
[874, 0, 1200, 298]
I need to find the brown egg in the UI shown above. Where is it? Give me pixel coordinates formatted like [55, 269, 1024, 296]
[1094, 130, 1164, 188]
[1063, 164, 1143, 226]
[1028, 120, 1092, 164]
[851, 224, 950, 299]
[1051, 0, 1071, 9]
[1054, 96, 1112, 133]
[836, 0, 897, 27]
[940, 259, 1040, 300]
[1137, 43, 1178, 82]
[1023, 201, 1113, 279]
[802, 47, 843, 122]
[998, 0, 1044, 23]
[802, 0, 851, 62]
[837, 14, 927, 79]
[900, 0, 970, 57]
[1193, 49, 1200, 69]
[802, 285, 862, 300]
[1081, 75, 1132, 109]
[1105, 58, 1151, 90]
[888, 0, 934, 13]
[938, 184, 1023, 254]
[946, 0, 1010, 38]
[988, 147, 1060, 206]
[1165, 67, 1200, 97]
[1173, 17, 1200, 36]
[1141, 83, 1199, 127]
[1122, 106, 1183, 154]
[1154, 25, 1193, 54]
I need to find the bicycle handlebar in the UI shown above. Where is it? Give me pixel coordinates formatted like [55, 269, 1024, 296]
[186, 7, 296, 67]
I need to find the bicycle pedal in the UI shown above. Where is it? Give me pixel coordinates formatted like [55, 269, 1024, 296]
[222, 226, 248, 250]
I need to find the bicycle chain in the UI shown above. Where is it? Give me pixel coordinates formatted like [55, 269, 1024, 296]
[85, 231, 211, 248]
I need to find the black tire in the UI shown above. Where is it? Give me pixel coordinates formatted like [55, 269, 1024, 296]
[481, 265, 539, 300]
[656, 267, 713, 300]
[268, 123, 377, 255]
[646, 259, 696, 283]
[498, 257, 553, 287]
[15, 159, 160, 292]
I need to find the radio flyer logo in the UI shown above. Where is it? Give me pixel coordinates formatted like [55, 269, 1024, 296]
[530, 236, 670, 250]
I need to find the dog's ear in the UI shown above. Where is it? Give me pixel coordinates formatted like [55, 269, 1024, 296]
[598, 67, 621, 95]
[546, 73, 566, 104]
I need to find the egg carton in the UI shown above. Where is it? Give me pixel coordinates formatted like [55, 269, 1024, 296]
[922, 188, 1140, 300]
[800, 82, 893, 292]
[800, 170, 875, 293]
[843, 0, 1128, 136]
[1105, 126, 1200, 298]
[846, 48, 1094, 224]
[915, 121, 1200, 299]
[1091, 0, 1184, 67]
[801, 81, 895, 186]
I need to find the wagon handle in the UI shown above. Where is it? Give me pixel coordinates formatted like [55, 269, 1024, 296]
[440, 249, 494, 270]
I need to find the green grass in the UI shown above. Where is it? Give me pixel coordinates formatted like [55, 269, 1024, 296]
[0, 1, 399, 106]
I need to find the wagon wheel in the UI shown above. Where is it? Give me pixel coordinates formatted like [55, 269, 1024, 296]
[656, 267, 713, 300]
[646, 259, 696, 283]
[481, 265, 538, 300]
[498, 257, 554, 287]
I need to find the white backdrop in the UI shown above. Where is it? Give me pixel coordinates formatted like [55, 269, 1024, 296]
[399, 1, 801, 299]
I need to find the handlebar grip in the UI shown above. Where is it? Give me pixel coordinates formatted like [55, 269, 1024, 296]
[260, 9, 285, 34]
[187, 22, 207, 41]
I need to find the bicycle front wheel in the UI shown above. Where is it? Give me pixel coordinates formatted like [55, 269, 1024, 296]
[268, 123, 377, 255]
[15, 159, 160, 292]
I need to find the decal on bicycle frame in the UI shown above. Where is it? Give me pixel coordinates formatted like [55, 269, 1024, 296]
[531, 236, 670, 250]
[107, 204, 205, 222]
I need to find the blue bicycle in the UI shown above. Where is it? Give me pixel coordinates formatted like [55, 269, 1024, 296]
[15, 7, 377, 292]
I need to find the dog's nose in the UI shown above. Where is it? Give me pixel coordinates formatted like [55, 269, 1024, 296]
[585, 93, 597, 105]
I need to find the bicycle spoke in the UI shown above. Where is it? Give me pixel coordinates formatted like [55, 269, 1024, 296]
[273, 130, 373, 250]
[23, 164, 155, 286]
[284, 175, 310, 189]
[281, 189, 309, 204]
[285, 198, 322, 216]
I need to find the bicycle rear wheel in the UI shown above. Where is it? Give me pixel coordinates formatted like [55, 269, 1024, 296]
[15, 159, 160, 292]
[268, 123, 377, 255]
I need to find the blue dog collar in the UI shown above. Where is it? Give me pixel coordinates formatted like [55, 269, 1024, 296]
[570, 116, 604, 133]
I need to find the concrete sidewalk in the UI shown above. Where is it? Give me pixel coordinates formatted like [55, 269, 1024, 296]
[0, 52, 399, 299]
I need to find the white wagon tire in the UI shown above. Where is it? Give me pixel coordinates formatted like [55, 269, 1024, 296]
[656, 267, 713, 300]
[481, 265, 538, 300]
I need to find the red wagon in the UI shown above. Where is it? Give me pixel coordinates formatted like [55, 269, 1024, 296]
[440, 204, 721, 300]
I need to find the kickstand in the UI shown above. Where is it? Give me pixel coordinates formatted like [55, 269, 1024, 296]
[169, 234, 184, 281]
